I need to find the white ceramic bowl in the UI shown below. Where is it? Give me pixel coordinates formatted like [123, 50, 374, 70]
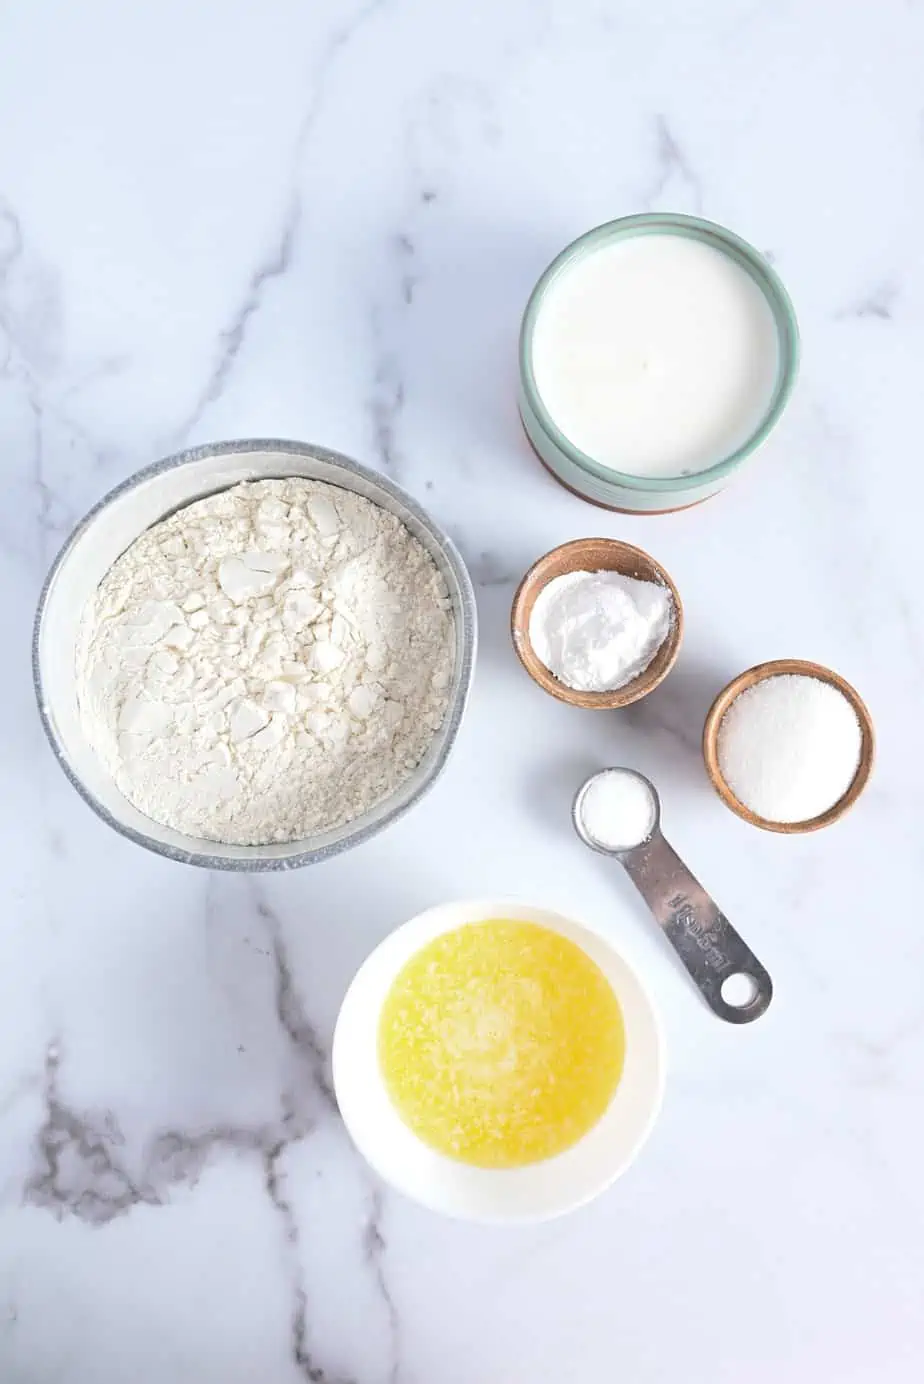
[332, 899, 665, 1223]
[33, 439, 476, 870]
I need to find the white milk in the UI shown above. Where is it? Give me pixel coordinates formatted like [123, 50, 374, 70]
[530, 233, 780, 478]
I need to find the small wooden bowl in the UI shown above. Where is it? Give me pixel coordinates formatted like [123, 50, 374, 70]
[702, 659, 875, 833]
[510, 538, 684, 709]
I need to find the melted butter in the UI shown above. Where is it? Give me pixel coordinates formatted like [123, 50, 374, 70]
[378, 920, 625, 1168]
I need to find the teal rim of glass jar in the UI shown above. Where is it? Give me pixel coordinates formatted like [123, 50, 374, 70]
[518, 213, 801, 496]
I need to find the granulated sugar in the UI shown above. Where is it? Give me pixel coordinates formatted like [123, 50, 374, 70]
[717, 673, 862, 824]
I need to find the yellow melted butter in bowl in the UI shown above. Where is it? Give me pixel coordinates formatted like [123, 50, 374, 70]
[377, 919, 626, 1169]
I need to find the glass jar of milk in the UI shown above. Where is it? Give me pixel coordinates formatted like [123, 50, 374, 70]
[518, 214, 799, 514]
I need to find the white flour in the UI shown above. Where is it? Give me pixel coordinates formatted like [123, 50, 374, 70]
[76, 479, 455, 845]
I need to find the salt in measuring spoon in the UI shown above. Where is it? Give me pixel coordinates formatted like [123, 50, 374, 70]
[573, 768, 772, 1024]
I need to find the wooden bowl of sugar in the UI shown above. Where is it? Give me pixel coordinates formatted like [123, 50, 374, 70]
[510, 538, 684, 709]
[703, 659, 875, 833]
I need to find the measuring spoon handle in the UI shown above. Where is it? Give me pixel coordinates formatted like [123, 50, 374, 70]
[620, 831, 772, 1023]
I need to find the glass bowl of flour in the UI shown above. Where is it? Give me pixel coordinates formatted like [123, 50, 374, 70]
[33, 440, 476, 869]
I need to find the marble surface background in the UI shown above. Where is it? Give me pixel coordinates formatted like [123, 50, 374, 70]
[2, 1, 922, 1379]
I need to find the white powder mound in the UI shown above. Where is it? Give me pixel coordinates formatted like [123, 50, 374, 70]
[580, 770, 657, 850]
[717, 673, 862, 824]
[76, 479, 455, 845]
[529, 569, 673, 692]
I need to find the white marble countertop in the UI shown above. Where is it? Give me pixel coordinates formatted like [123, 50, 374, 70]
[2, 1, 922, 1379]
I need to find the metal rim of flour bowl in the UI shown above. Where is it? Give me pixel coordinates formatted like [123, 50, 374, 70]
[33, 439, 477, 871]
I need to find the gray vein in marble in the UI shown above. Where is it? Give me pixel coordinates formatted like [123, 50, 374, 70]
[836, 1008, 924, 1090]
[177, 0, 389, 442]
[364, 76, 504, 484]
[362, 1188, 400, 1384]
[644, 116, 703, 213]
[24, 1080, 361, 1380]
[25, 397, 97, 564]
[838, 282, 897, 320]
[368, 305, 406, 478]
[179, 201, 302, 441]
[396, 233, 417, 306]
[26, 397, 67, 566]
[365, 217, 426, 480]
[22, 1039, 284, 1225]
[19, 856, 398, 1381]
[412, 76, 502, 158]
[0, 199, 109, 567]
[435, 524, 515, 591]
[264, 1141, 357, 1384]
[248, 884, 402, 1384]
[0, 198, 25, 319]
[21, 888, 332, 1222]
[465, 548, 520, 588]
[263, 1143, 320, 1383]
[23, 1044, 157, 1224]
[254, 887, 337, 1114]
[620, 663, 717, 757]
[252, 885, 396, 1382]
[0, 198, 64, 380]
[0, 204, 58, 564]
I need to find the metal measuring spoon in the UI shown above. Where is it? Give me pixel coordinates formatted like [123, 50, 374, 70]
[573, 768, 773, 1024]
